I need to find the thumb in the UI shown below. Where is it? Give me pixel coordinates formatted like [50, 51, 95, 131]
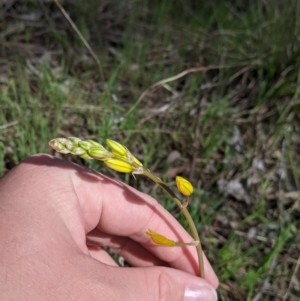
[91, 264, 218, 301]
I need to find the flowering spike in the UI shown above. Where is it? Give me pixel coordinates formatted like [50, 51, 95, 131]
[104, 158, 135, 173]
[176, 176, 194, 197]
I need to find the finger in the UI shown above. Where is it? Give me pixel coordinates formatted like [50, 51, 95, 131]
[76, 257, 218, 301]
[87, 228, 216, 289]
[87, 228, 167, 267]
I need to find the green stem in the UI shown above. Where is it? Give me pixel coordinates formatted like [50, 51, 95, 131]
[142, 168, 205, 279]
[95, 153, 205, 278]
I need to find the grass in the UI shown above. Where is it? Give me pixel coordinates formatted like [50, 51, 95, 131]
[1, 0, 300, 300]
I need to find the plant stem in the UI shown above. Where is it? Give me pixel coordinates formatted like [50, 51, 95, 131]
[142, 168, 205, 279]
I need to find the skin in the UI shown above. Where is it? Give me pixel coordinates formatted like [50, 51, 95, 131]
[0, 154, 218, 301]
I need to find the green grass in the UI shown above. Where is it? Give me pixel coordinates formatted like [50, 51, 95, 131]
[1, 0, 300, 300]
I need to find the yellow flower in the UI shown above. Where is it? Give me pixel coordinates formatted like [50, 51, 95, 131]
[145, 229, 176, 246]
[176, 176, 194, 196]
[106, 139, 129, 157]
[104, 158, 135, 173]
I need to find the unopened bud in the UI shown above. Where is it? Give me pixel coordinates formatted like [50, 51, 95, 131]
[106, 139, 129, 157]
[78, 141, 92, 151]
[85, 140, 104, 148]
[176, 176, 194, 197]
[71, 147, 86, 156]
[104, 158, 134, 173]
[48, 139, 69, 154]
[68, 137, 82, 145]
[145, 229, 176, 246]
[88, 147, 112, 160]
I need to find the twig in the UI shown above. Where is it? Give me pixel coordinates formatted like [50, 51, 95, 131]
[53, 0, 107, 93]
[0, 121, 19, 130]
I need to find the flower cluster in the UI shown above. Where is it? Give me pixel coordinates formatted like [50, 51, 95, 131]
[48, 137, 143, 174]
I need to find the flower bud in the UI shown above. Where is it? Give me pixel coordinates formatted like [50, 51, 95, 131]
[176, 176, 194, 196]
[56, 138, 68, 144]
[145, 229, 199, 247]
[65, 140, 75, 151]
[106, 139, 129, 157]
[104, 158, 134, 173]
[68, 137, 82, 145]
[85, 139, 104, 148]
[78, 141, 92, 151]
[71, 147, 87, 156]
[79, 153, 93, 159]
[88, 147, 112, 160]
[145, 229, 176, 246]
[48, 139, 69, 154]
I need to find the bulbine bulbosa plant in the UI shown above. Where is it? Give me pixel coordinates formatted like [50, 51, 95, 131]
[49, 137, 205, 278]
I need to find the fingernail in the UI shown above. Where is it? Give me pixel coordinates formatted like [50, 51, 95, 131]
[183, 284, 217, 301]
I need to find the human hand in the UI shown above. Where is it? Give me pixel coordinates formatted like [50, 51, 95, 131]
[0, 154, 218, 301]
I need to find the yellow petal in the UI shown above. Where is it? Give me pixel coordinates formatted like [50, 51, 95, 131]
[106, 139, 129, 157]
[145, 229, 176, 246]
[104, 158, 134, 173]
[176, 176, 194, 196]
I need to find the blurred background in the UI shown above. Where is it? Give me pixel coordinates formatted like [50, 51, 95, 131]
[1, 0, 300, 300]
